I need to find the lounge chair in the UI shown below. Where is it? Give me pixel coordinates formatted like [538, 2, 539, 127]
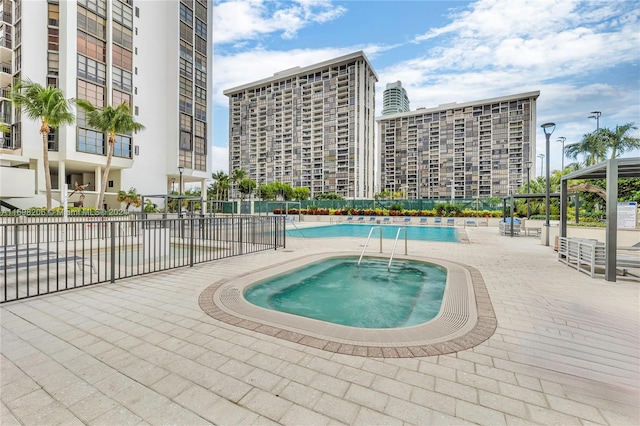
[369, 216, 377, 222]
[447, 218, 455, 226]
[465, 219, 477, 227]
[403, 217, 412, 224]
[434, 217, 442, 226]
[419, 217, 428, 225]
[383, 217, 390, 224]
[357, 216, 365, 222]
[346, 216, 353, 222]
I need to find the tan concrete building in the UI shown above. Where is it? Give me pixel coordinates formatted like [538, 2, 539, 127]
[224, 51, 378, 199]
[377, 91, 540, 199]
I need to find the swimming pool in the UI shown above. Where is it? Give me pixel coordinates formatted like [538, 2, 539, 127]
[244, 257, 446, 328]
[286, 223, 459, 242]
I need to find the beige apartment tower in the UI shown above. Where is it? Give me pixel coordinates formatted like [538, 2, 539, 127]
[377, 91, 540, 199]
[224, 51, 378, 199]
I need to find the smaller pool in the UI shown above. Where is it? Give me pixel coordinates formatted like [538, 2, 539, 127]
[286, 223, 459, 242]
[245, 257, 447, 328]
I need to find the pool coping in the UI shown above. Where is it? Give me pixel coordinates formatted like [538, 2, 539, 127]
[199, 252, 497, 358]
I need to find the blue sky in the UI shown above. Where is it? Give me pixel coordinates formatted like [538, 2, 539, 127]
[211, 0, 640, 176]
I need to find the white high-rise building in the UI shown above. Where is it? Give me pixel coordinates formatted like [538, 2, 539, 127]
[381, 81, 409, 115]
[0, 0, 213, 210]
[224, 51, 378, 199]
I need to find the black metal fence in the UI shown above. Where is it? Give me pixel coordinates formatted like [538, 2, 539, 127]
[1, 215, 285, 303]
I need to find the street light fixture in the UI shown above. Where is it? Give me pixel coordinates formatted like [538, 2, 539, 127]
[178, 166, 184, 196]
[525, 161, 532, 218]
[541, 122, 555, 247]
[557, 137, 566, 170]
[588, 111, 601, 130]
[537, 153, 544, 176]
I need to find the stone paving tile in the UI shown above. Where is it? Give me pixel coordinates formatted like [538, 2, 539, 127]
[2, 226, 639, 425]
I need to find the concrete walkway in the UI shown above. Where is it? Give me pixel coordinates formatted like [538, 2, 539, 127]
[1, 225, 639, 425]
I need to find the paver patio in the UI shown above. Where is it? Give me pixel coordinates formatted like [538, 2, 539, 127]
[1, 225, 639, 425]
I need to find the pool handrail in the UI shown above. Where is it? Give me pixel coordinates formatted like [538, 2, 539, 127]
[358, 226, 383, 266]
[388, 227, 408, 271]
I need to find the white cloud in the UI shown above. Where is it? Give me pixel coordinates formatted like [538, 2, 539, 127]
[213, 0, 346, 44]
[210, 145, 230, 174]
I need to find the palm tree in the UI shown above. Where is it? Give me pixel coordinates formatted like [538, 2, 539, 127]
[10, 80, 75, 210]
[599, 122, 640, 159]
[565, 131, 608, 167]
[76, 100, 144, 209]
[230, 168, 246, 200]
[211, 170, 229, 200]
[116, 187, 142, 211]
[238, 178, 256, 201]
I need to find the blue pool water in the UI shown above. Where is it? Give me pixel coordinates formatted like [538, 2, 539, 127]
[244, 257, 447, 328]
[286, 223, 459, 242]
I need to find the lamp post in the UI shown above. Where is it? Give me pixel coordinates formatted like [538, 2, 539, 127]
[588, 111, 601, 130]
[541, 122, 555, 247]
[525, 161, 532, 218]
[537, 153, 544, 176]
[171, 178, 175, 194]
[557, 137, 566, 171]
[178, 166, 184, 195]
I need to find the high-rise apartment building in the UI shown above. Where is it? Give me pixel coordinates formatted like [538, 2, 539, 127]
[381, 80, 409, 115]
[377, 91, 539, 199]
[0, 0, 212, 209]
[224, 51, 378, 199]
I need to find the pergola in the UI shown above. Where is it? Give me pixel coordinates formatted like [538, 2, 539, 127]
[560, 157, 640, 282]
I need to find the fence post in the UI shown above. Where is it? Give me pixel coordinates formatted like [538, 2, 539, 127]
[110, 221, 116, 283]
[189, 217, 195, 267]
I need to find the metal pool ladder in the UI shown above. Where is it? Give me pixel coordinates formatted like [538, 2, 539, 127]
[358, 226, 382, 266]
[388, 227, 408, 271]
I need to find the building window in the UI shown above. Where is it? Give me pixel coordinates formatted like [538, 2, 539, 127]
[77, 30, 106, 62]
[112, 0, 133, 29]
[180, 131, 192, 150]
[195, 68, 205, 87]
[135, 6, 139, 18]
[47, 129, 58, 151]
[77, 7, 106, 39]
[195, 0, 206, 21]
[195, 86, 206, 103]
[14, 21, 21, 47]
[194, 120, 205, 137]
[179, 77, 192, 97]
[195, 35, 206, 54]
[195, 52, 206, 72]
[112, 67, 132, 92]
[78, 0, 106, 18]
[48, 2, 59, 26]
[180, 22, 192, 42]
[15, 47, 21, 72]
[112, 44, 132, 71]
[77, 80, 105, 107]
[113, 89, 131, 107]
[195, 103, 206, 122]
[77, 54, 106, 84]
[195, 19, 206, 39]
[47, 52, 59, 75]
[77, 128, 105, 154]
[113, 134, 132, 158]
[180, 3, 193, 24]
[180, 40, 193, 61]
[179, 58, 192, 78]
[112, 22, 133, 49]
[179, 95, 192, 114]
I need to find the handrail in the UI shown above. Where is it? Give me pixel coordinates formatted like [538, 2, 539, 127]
[388, 226, 408, 271]
[358, 226, 382, 266]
